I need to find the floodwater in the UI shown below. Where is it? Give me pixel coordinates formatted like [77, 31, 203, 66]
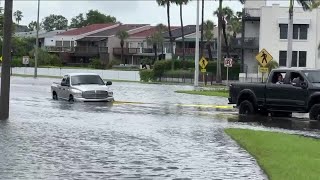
[0, 77, 318, 179]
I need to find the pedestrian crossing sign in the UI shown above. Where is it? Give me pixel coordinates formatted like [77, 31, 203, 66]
[256, 48, 273, 67]
[199, 56, 208, 69]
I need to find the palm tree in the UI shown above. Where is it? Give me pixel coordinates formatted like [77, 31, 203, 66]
[175, 0, 189, 62]
[147, 32, 163, 64]
[202, 20, 215, 61]
[13, 10, 23, 25]
[156, 0, 174, 62]
[116, 30, 129, 64]
[200, 0, 205, 56]
[228, 16, 241, 39]
[287, 0, 316, 68]
[155, 23, 168, 60]
[214, 1, 245, 83]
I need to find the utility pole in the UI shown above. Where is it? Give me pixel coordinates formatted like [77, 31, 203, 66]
[194, 0, 200, 87]
[286, 0, 294, 68]
[0, 0, 13, 120]
[216, 0, 222, 83]
[34, 0, 40, 78]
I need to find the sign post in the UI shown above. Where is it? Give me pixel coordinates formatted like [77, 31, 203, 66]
[22, 56, 30, 75]
[224, 58, 233, 86]
[256, 48, 273, 83]
[199, 56, 208, 85]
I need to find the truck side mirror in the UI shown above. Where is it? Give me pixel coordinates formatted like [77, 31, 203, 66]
[106, 81, 112, 86]
[61, 82, 67, 86]
[300, 82, 308, 89]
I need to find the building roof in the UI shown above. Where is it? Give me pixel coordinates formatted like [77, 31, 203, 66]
[130, 26, 180, 38]
[14, 29, 76, 38]
[85, 24, 148, 37]
[162, 25, 196, 39]
[77, 37, 107, 42]
[58, 23, 117, 36]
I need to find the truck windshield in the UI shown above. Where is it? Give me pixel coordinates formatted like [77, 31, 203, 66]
[303, 71, 320, 83]
[71, 75, 105, 85]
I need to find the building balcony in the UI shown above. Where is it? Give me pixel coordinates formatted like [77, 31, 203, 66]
[113, 48, 165, 55]
[46, 46, 108, 54]
[229, 37, 259, 49]
[175, 48, 218, 58]
[243, 8, 261, 21]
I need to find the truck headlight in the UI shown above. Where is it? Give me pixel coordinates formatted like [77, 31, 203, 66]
[71, 89, 82, 98]
[108, 91, 113, 96]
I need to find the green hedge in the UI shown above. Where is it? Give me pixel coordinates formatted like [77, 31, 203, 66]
[153, 60, 240, 80]
[139, 69, 155, 82]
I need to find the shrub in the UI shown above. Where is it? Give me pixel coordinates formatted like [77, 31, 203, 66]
[11, 57, 23, 67]
[89, 58, 104, 69]
[139, 69, 155, 82]
[107, 59, 121, 68]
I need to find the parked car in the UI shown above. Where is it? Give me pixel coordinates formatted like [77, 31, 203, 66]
[228, 68, 320, 120]
[51, 73, 114, 102]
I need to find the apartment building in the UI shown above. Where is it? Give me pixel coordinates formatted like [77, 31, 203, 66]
[242, 1, 320, 73]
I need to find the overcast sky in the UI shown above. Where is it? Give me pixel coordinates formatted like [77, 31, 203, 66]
[6, 0, 295, 27]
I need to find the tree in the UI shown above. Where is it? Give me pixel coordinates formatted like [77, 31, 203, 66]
[202, 20, 215, 61]
[147, 31, 164, 64]
[70, 10, 117, 28]
[70, 13, 85, 28]
[13, 10, 23, 24]
[155, 23, 167, 59]
[214, 0, 245, 83]
[41, 14, 68, 31]
[228, 15, 242, 39]
[85, 10, 117, 25]
[28, 21, 37, 31]
[200, 0, 205, 56]
[175, 0, 189, 62]
[156, 0, 174, 69]
[287, 0, 316, 68]
[116, 30, 129, 64]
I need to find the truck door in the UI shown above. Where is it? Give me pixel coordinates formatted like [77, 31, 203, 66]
[265, 71, 293, 110]
[285, 72, 308, 110]
[60, 76, 70, 100]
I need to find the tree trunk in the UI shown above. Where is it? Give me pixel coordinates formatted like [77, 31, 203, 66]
[200, 0, 204, 56]
[153, 43, 157, 64]
[161, 43, 164, 60]
[0, 0, 13, 120]
[216, 0, 222, 83]
[180, 4, 186, 67]
[287, 0, 293, 68]
[121, 43, 124, 64]
[167, 1, 174, 70]
[222, 19, 230, 58]
[207, 43, 213, 61]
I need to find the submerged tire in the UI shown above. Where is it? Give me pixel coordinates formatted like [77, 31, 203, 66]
[309, 104, 320, 120]
[52, 92, 58, 100]
[68, 95, 74, 102]
[239, 100, 255, 115]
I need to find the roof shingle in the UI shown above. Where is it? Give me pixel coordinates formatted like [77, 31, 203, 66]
[58, 23, 117, 36]
[86, 24, 148, 37]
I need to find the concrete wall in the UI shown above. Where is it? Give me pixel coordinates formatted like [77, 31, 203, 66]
[244, 21, 260, 38]
[244, 0, 266, 9]
[8, 67, 140, 81]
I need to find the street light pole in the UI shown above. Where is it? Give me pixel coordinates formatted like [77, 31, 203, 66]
[34, 0, 40, 78]
[194, 0, 200, 87]
[0, 0, 13, 120]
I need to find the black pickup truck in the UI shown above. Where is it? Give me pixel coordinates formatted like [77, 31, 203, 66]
[228, 68, 320, 120]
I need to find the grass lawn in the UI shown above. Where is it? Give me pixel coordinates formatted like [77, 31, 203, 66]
[225, 128, 320, 180]
[175, 90, 229, 98]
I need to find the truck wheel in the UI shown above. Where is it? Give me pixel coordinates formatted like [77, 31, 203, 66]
[68, 95, 74, 102]
[239, 100, 255, 115]
[52, 92, 58, 100]
[309, 104, 320, 120]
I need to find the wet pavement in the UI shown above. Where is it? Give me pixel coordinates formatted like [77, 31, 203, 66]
[0, 77, 319, 179]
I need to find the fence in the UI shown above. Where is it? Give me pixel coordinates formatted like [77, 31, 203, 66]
[1, 67, 140, 82]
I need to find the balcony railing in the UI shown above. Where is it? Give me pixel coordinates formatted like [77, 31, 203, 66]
[175, 48, 217, 58]
[244, 8, 261, 18]
[46, 46, 108, 54]
[113, 48, 165, 55]
[229, 37, 259, 49]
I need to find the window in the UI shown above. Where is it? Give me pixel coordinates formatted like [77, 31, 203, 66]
[279, 24, 309, 40]
[280, 24, 288, 39]
[279, 51, 287, 66]
[278, 50, 307, 67]
[66, 76, 70, 86]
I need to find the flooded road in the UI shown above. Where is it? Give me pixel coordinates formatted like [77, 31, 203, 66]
[1, 76, 310, 179]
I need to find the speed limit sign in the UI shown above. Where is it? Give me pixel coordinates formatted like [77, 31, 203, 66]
[224, 58, 233, 67]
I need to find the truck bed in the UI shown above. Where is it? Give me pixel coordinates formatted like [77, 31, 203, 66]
[229, 82, 266, 106]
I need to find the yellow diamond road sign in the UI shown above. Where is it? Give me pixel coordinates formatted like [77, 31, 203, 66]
[199, 56, 208, 69]
[256, 48, 273, 67]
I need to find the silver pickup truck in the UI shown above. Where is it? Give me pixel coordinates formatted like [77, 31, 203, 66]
[51, 73, 114, 102]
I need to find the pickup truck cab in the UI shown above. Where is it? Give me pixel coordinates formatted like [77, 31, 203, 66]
[51, 73, 114, 102]
[228, 68, 320, 120]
